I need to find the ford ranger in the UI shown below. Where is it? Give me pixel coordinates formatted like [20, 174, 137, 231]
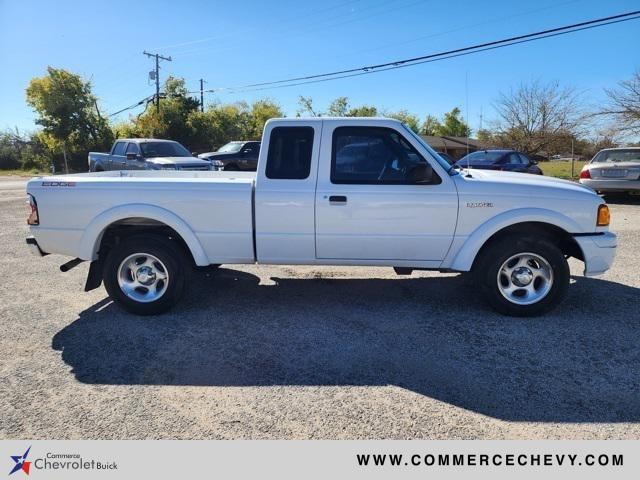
[26, 118, 616, 316]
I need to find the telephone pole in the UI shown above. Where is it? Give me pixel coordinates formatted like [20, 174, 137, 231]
[143, 51, 172, 114]
[199, 78, 207, 112]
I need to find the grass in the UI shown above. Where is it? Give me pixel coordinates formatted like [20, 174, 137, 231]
[540, 160, 587, 180]
[0, 169, 48, 177]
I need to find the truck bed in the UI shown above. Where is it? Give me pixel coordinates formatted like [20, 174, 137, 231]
[27, 171, 257, 265]
[60, 170, 256, 181]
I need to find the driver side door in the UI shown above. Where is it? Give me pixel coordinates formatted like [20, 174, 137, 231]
[315, 124, 458, 263]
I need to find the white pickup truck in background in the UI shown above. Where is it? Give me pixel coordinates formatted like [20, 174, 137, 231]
[26, 118, 616, 316]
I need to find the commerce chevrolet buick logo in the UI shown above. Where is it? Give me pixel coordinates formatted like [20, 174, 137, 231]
[8, 446, 31, 476]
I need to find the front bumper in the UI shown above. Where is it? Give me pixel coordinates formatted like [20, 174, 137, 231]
[573, 232, 617, 276]
[26, 236, 48, 257]
[580, 178, 640, 192]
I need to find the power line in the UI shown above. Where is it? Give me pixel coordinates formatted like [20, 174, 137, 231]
[109, 9, 640, 117]
[108, 94, 156, 118]
[194, 10, 640, 94]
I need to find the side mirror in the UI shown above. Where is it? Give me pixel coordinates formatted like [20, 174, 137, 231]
[241, 149, 252, 155]
[126, 153, 141, 161]
[531, 159, 539, 165]
[408, 163, 433, 184]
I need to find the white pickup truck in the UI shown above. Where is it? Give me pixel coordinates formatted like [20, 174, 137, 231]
[25, 118, 616, 316]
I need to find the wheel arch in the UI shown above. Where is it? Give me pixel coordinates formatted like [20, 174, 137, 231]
[448, 208, 584, 272]
[78, 204, 209, 266]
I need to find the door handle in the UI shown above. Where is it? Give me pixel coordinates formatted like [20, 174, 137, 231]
[329, 195, 347, 204]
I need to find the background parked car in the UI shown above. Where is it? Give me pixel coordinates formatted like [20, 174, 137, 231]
[198, 141, 260, 171]
[89, 139, 212, 171]
[455, 150, 543, 174]
[579, 147, 640, 195]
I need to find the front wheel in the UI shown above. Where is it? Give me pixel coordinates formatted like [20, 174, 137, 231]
[474, 236, 569, 316]
[102, 235, 187, 315]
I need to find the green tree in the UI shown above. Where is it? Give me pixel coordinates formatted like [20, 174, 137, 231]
[249, 99, 284, 138]
[327, 97, 349, 116]
[386, 109, 420, 133]
[346, 105, 378, 117]
[437, 107, 471, 137]
[26, 67, 112, 172]
[420, 114, 442, 135]
[296, 96, 321, 117]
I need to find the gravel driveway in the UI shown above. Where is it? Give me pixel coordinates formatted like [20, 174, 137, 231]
[1, 176, 639, 439]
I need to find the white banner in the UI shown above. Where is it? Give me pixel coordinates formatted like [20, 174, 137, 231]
[1, 440, 637, 479]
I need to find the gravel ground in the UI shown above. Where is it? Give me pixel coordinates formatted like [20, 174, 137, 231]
[1, 176, 639, 439]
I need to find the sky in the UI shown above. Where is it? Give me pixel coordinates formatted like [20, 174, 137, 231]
[1, 0, 638, 135]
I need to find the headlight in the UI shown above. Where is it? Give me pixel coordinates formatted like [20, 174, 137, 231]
[210, 160, 224, 167]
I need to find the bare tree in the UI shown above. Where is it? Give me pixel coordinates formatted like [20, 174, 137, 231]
[492, 80, 584, 155]
[601, 71, 640, 135]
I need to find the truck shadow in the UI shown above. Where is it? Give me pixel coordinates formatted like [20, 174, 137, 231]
[52, 268, 640, 423]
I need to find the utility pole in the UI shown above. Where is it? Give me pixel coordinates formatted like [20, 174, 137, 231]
[571, 137, 575, 179]
[199, 78, 207, 112]
[143, 51, 172, 114]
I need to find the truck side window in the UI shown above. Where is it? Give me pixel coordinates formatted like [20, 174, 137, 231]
[331, 127, 440, 185]
[125, 143, 140, 155]
[266, 127, 314, 180]
[112, 142, 126, 156]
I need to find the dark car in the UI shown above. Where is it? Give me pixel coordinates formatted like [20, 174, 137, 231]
[455, 150, 543, 175]
[198, 141, 260, 171]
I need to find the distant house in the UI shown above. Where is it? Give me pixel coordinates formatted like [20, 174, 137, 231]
[420, 136, 489, 160]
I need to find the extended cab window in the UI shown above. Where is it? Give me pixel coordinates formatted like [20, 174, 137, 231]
[331, 127, 440, 185]
[266, 127, 314, 180]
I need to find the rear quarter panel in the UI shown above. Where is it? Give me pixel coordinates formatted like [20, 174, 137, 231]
[27, 173, 255, 265]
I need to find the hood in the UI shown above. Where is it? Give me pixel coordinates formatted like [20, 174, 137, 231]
[458, 168, 597, 196]
[198, 152, 236, 159]
[147, 156, 211, 166]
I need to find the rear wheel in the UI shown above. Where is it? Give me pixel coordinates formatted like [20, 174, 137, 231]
[474, 236, 569, 316]
[103, 235, 187, 315]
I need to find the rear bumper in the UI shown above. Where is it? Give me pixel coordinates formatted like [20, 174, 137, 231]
[26, 236, 48, 257]
[579, 178, 640, 192]
[573, 232, 617, 276]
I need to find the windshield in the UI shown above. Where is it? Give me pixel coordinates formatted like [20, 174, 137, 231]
[400, 124, 455, 174]
[592, 149, 640, 163]
[458, 151, 505, 164]
[140, 141, 191, 158]
[217, 142, 243, 153]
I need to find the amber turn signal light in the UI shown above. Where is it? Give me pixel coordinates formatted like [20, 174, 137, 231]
[597, 204, 610, 227]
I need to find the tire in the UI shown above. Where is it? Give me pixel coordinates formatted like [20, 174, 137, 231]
[102, 235, 188, 315]
[224, 164, 239, 171]
[474, 235, 569, 317]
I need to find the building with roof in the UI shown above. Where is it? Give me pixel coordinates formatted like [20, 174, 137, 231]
[420, 135, 490, 160]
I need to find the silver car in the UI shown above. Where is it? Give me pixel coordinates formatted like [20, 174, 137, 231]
[579, 147, 640, 194]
